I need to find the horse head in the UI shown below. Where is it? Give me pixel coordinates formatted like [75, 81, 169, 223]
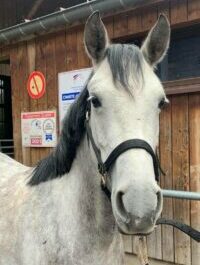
[84, 11, 170, 235]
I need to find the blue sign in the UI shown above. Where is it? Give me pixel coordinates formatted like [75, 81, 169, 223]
[45, 134, 53, 141]
[62, 92, 80, 101]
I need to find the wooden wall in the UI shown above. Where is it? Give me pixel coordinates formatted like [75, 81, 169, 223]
[0, 0, 199, 264]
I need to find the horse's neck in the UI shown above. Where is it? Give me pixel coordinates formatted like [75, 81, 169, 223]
[69, 135, 116, 241]
[51, 135, 124, 263]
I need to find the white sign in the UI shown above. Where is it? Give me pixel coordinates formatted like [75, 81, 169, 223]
[58, 68, 92, 128]
[21, 111, 57, 147]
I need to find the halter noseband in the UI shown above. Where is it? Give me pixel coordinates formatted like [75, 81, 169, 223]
[85, 101, 164, 200]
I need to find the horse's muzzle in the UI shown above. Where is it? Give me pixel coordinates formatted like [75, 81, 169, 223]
[112, 186, 163, 235]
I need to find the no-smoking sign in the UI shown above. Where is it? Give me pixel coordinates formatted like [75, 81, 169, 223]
[27, 71, 46, 99]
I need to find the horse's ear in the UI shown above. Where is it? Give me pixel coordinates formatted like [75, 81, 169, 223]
[141, 14, 170, 67]
[84, 11, 109, 64]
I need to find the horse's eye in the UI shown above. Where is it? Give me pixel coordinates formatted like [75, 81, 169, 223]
[158, 98, 168, 109]
[91, 96, 101, 108]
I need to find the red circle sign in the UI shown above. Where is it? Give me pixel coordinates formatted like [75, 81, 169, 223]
[27, 71, 46, 99]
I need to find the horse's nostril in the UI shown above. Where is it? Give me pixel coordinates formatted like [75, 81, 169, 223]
[116, 191, 130, 224]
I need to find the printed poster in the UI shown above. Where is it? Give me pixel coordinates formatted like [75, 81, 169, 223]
[58, 68, 92, 128]
[21, 111, 57, 147]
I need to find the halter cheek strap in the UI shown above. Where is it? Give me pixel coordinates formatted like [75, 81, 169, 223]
[85, 119, 111, 199]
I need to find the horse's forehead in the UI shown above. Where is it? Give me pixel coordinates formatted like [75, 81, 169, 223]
[90, 57, 163, 101]
[90, 59, 113, 86]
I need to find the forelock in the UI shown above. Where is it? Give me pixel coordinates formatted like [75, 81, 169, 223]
[106, 44, 144, 92]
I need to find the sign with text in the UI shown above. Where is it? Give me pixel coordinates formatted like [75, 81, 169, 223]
[21, 111, 57, 147]
[58, 68, 92, 129]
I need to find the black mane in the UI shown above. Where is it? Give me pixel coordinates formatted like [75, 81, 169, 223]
[28, 87, 89, 185]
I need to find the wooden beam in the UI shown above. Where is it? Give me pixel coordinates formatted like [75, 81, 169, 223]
[164, 78, 200, 95]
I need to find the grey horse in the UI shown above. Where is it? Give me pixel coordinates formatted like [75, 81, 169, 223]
[0, 12, 170, 265]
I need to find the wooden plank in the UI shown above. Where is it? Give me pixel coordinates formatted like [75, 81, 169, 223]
[146, 226, 162, 260]
[35, 38, 47, 111]
[113, 12, 128, 38]
[189, 94, 200, 265]
[35, 37, 49, 161]
[127, 9, 142, 35]
[165, 83, 200, 96]
[66, 29, 78, 71]
[141, 5, 158, 32]
[77, 27, 90, 69]
[171, 95, 191, 265]
[27, 40, 36, 75]
[55, 31, 67, 73]
[27, 39, 39, 166]
[18, 42, 31, 166]
[55, 31, 67, 132]
[188, 0, 200, 21]
[10, 45, 23, 163]
[46, 36, 57, 110]
[103, 16, 114, 39]
[170, 0, 187, 24]
[158, 0, 170, 19]
[159, 97, 174, 263]
[123, 235, 133, 254]
[45, 36, 57, 156]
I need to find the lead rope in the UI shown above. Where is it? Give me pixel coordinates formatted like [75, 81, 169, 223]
[134, 236, 149, 265]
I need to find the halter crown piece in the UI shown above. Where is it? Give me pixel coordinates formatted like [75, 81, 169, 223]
[85, 100, 164, 200]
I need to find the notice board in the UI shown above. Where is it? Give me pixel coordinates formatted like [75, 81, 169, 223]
[58, 68, 92, 128]
[21, 111, 57, 147]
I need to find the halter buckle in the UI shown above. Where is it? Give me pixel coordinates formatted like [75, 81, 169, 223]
[100, 171, 109, 187]
[101, 175, 106, 187]
[98, 163, 109, 187]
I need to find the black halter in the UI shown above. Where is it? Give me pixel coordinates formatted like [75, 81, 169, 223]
[85, 101, 164, 200]
[85, 101, 200, 243]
